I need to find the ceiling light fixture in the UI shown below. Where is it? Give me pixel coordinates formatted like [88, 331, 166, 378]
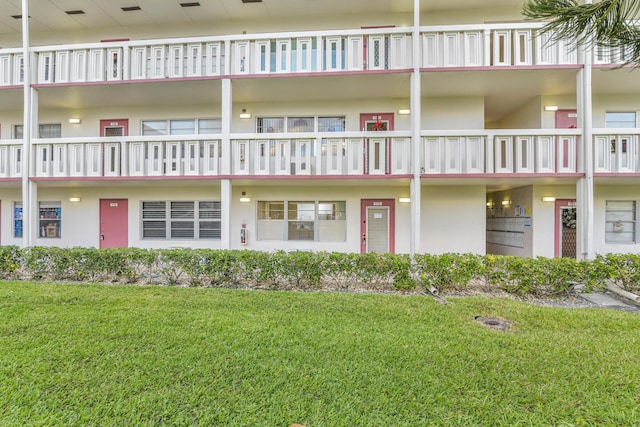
[242, 0, 263, 3]
[121, 6, 142, 11]
[179, 2, 201, 7]
[65, 10, 85, 15]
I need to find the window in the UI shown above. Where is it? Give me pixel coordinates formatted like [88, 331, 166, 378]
[14, 202, 23, 238]
[142, 201, 221, 240]
[257, 201, 346, 241]
[605, 112, 637, 128]
[39, 201, 61, 238]
[257, 116, 345, 133]
[141, 119, 221, 136]
[605, 201, 637, 244]
[13, 124, 62, 139]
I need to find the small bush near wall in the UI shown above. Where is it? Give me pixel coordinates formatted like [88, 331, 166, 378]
[0, 247, 636, 295]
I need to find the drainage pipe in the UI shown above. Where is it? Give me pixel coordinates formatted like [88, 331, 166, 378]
[607, 284, 640, 303]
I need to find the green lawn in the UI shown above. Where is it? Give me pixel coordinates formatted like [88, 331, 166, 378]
[1, 281, 639, 426]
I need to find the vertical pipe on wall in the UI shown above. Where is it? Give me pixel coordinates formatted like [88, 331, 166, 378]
[21, 0, 31, 247]
[410, 0, 422, 256]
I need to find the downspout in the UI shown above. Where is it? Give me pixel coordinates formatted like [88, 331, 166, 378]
[21, 0, 31, 248]
[410, 0, 422, 256]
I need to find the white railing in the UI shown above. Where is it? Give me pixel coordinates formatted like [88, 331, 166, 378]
[0, 140, 23, 178]
[593, 130, 640, 173]
[0, 49, 25, 86]
[421, 23, 577, 68]
[421, 130, 579, 174]
[231, 133, 411, 175]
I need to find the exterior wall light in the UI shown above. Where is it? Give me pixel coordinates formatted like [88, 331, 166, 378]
[239, 191, 251, 203]
[398, 109, 411, 115]
[486, 201, 495, 208]
[398, 197, 411, 203]
[68, 118, 81, 124]
[69, 197, 81, 202]
[542, 196, 556, 202]
[501, 200, 511, 206]
[544, 105, 558, 111]
[239, 109, 251, 119]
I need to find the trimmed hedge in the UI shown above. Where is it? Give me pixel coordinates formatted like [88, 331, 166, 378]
[0, 246, 638, 295]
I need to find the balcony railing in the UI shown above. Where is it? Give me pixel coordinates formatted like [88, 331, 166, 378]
[4, 22, 628, 87]
[593, 131, 640, 173]
[0, 130, 586, 180]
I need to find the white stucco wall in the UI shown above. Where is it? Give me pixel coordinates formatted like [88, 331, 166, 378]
[592, 96, 640, 128]
[422, 97, 484, 130]
[421, 185, 486, 255]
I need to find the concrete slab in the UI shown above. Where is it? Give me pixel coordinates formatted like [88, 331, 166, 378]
[581, 292, 639, 312]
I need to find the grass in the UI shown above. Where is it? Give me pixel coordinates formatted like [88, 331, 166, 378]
[1, 281, 639, 426]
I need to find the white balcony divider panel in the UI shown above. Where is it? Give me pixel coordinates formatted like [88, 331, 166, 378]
[594, 135, 610, 172]
[390, 34, 409, 69]
[609, 135, 637, 172]
[14, 55, 24, 84]
[205, 42, 223, 75]
[423, 137, 442, 173]
[275, 140, 291, 175]
[347, 36, 364, 71]
[69, 144, 84, 177]
[203, 141, 219, 175]
[536, 136, 555, 173]
[296, 38, 313, 72]
[557, 136, 576, 173]
[494, 136, 514, 172]
[86, 144, 102, 176]
[492, 30, 511, 66]
[255, 40, 270, 73]
[168, 45, 184, 78]
[235, 41, 250, 74]
[184, 141, 199, 175]
[444, 137, 462, 173]
[368, 35, 387, 70]
[131, 46, 146, 79]
[465, 136, 484, 173]
[443, 33, 460, 67]
[104, 143, 120, 176]
[149, 46, 166, 78]
[10, 146, 21, 176]
[0, 54, 11, 85]
[234, 140, 249, 174]
[557, 39, 576, 64]
[464, 32, 483, 66]
[71, 50, 87, 81]
[88, 49, 105, 81]
[166, 141, 182, 175]
[513, 30, 532, 66]
[129, 142, 144, 176]
[515, 136, 534, 172]
[294, 139, 312, 175]
[54, 51, 69, 83]
[106, 48, 123, 81]
[347, 138, 364, 175]
[36, 145, 50, 177]
[535, 31, 556, 65]
[52, 144, 67, 177]
[324, 37, 343, 71]
[392, 137, 410, 174]
[368, 137, 387, 175]
[37, 52, 54, 83]
[0, 145, 7, 177]
[325, 138, 343, 174]
[276, 40, 292, 73]
[255, 140, 270, 175]
[422, 33, 439, 67]
[186, 44, 203, 77]
[147, 142, 163, 176]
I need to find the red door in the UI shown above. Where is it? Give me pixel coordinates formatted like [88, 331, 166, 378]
[554, 199, 577, 258]
[100, 199, 128, 248]
[360, 199, 395, 254]
[100, 119, 128, 137]
[555, 110, 577, 129]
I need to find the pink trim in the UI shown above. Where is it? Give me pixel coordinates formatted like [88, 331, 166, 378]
[360, 199, 396, 254]
[593, 64, 636, 70]
[231, 69, 412, 79]
[100, 38, 130, 43]
[100, 118, 129, 137]
[421, 64, 582, 72]
[595, 173, 640, 177]
[0, 85, 23, 90]
[421, 173, 584, 179]
[0, 178, 21, 183]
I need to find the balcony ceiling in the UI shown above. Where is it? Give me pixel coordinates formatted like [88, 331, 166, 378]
[0, 0, 519, 34]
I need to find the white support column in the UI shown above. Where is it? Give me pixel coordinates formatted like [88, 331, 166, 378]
[577, 37, 594, 260]
[21, 0, 32, 248]
[221, 78, 232, 175]
[221, 179, 231, 250]
[410, 0, 422, 256]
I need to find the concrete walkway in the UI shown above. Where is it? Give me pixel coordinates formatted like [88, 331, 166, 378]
[580, 292, 639, 312]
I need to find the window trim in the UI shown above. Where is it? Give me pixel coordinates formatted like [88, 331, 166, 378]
[141, 200, 221, 240]
[605, 200, 638, 244]
[257, 200, 346, 241]
[140, 118, 221, 136]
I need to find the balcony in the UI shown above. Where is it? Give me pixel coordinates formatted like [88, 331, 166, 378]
[3, 22, 626, 88]
[593, 131, 640, 173]
[0, 130, 587, 181]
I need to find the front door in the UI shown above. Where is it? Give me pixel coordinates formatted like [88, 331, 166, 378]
[360, 199, 395, 253]
[360, 113, 394, 175]
[100, 119, 128, 137]
[555, 110, 577, 129]
[100, 199, 128, 248]
[555, 199, 577, 258]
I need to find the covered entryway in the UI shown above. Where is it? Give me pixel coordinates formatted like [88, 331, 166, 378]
[360, 113, 394, 175]
[360, 199, 395, 253]
[555, 199, 577, 258]
[99, 199, 128, 248]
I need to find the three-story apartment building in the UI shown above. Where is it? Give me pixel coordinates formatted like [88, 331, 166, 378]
[0, 0, 638, 258]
